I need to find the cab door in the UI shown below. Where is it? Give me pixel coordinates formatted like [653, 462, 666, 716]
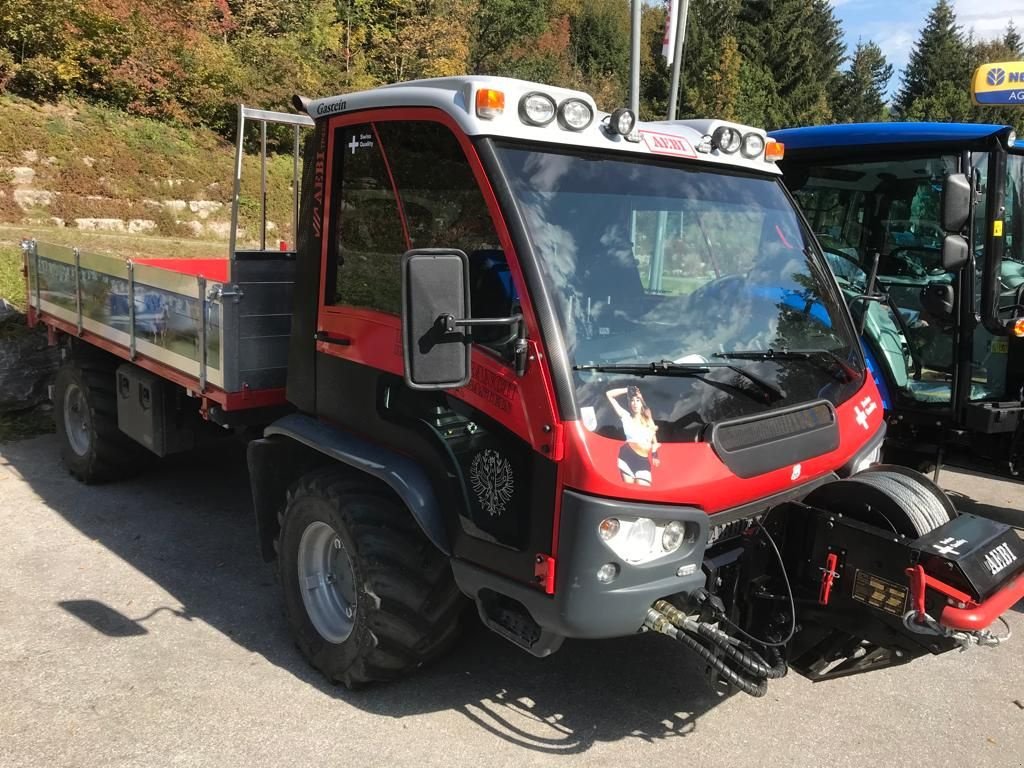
[313, 108, 563, 589]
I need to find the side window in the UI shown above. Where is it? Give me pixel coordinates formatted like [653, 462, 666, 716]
[326, 123, 406, 313]
[375, 121, 513, 354]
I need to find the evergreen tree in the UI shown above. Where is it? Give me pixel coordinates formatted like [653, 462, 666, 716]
[833, 40, 892, 123]
[1004, 20, 1021, 56]
[894, 0, 970, 119]
[737, 0, 844, 128]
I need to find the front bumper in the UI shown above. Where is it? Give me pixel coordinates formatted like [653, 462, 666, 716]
[452, 491, 709, 654]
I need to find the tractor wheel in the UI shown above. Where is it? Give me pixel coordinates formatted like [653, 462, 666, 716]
[277, 468, 463, 688]
[807, 465, 955, 537]
[54, 361, 145, 484]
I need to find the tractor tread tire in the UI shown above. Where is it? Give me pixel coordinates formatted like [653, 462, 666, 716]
[54, 362, 148, 484]
[277, 467, 463, 688]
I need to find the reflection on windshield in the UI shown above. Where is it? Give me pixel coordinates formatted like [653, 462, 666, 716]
[494, 143, 862, 441]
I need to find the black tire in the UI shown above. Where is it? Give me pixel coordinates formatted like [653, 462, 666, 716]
[277, 468, 463, 688]
[54, 361, 147, 483]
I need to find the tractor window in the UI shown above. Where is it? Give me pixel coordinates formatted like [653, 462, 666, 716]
[377, 121, 513, 357]
[325, 123, 407, 313]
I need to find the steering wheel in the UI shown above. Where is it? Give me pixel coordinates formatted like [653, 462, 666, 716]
[887, 246, 943, 278]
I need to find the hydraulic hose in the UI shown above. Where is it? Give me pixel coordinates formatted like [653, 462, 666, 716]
[645, 609, 768, 698]
[693, 622, 788, 680]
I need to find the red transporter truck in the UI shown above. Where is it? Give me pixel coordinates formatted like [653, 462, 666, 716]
[22, 76, 1024, 696]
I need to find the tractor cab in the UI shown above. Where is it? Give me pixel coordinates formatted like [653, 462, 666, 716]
[772, 123, 1024, 471]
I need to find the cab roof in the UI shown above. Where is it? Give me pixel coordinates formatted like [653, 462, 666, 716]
[304, 75, 781, 176]
[770, 122, 1011, 152]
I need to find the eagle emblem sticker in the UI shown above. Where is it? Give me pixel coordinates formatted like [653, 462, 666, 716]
[470, 449, 515, 517]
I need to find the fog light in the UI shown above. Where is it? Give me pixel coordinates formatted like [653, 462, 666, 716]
[676, 563, 697, 577]
[598, 517, 620, 540]
[597, 562, 619, 584]
[519, 92, 556, 126]
[741, 132, 766, 158]
[1013, 318, 1024, 338]
[558, 98, 594, 131]
[662, 521, 687, 553]
[712, 126, 741, 154]
[607, 107, 636, 136]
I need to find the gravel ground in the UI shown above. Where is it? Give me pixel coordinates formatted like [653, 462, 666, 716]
[0, 434, 1021, 768]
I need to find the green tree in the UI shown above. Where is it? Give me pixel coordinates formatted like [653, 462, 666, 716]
[468, 0, 551, 75]
[1004, 20, 1021, 55]
[737, 0, 845, 128]
[833, 40, 892, 123]
[894, 0, 971, 120]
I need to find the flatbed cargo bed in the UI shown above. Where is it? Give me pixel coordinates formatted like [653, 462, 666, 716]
[24, 241, 296, 411]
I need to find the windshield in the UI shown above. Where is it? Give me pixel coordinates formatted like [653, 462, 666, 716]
[494, 143, 863, 440]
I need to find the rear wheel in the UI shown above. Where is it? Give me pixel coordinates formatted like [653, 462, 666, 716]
[277, 468, 463, 687]
[54, 360, 146, 483]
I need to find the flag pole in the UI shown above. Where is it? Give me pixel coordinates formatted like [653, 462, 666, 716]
[666, 0, 691, 120]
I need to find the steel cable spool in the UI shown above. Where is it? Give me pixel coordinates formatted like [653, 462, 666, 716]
[805, 466, 954, 538]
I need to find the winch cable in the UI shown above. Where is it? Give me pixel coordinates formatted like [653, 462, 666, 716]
[717, 521, 797, 649]
[645, 609, 768, 698]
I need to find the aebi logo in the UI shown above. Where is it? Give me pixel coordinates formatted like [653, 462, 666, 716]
[984, 542, 1017, 576]
[640, 130, 696, 158]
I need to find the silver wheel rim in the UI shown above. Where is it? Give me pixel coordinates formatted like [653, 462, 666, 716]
[63, 382, 92, 457]
[297, 521, 357, 644]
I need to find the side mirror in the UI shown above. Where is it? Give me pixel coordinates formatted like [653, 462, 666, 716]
[401, 249, 471, 390]
[941, 233, 970, 271]
[941, 173, 972, 233]
[920, 281, 956, 323]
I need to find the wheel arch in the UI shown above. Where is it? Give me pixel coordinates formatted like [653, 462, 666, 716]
[250, 413, 450, 561]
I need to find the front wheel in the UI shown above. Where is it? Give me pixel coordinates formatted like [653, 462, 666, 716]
[277, 469, 463, 688]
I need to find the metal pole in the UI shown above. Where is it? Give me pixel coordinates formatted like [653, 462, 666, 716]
[229, 106, 245, 259]
[127, 261, 136, 360]
[629, 0, 641, 115]
[667, 0, 691, 120]
[292, 124, 300, 251]
[198, 276, 208, 393]
[73, 247, 82, 335]
[260, 120, 268, 251]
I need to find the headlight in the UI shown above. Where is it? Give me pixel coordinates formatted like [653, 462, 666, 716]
[519, 92, 556, 126]
[740, 132, 766, 158]
[558, 98, 594, 131]
[711, 126, 742, 153]
[598, 516, 695, 564]
[607, 107, 636, 136]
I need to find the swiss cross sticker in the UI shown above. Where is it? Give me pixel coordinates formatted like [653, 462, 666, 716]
[640, 130, 696, 158]
[854, 395, 877, 430]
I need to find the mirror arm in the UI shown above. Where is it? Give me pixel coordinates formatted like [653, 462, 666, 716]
[437, 313, 529, 377]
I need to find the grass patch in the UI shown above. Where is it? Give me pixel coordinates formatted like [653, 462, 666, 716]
[1, 225, 227, 259]
[0, 244, 26, 310]
[0, 407, 54, 443]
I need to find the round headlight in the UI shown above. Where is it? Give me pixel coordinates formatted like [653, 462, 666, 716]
[712, 126, 742, 154]
[558, 98, 594, 131]
[741, 132, 766, 158]
[519, 92, 556, 126]
[662, 521, 687, 553]
[608, 107, 636, 136]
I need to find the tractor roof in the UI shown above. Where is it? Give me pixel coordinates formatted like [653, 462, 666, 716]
[770, 122, 1013, 153]
[304, 76, 781, 176]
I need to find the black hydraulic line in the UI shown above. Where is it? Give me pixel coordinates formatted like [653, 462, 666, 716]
[673, 628, 768, 698]
[693, 622, 788, 680]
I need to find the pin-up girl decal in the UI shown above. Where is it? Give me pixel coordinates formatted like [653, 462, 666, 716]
[606, 385, 661, 485]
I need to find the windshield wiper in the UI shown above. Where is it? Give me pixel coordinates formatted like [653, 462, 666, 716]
[572, 360, 785, 402]
[713, 348, 859, 382]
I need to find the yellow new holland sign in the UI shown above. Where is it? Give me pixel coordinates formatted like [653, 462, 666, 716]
[972, 61, 1024, 106]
